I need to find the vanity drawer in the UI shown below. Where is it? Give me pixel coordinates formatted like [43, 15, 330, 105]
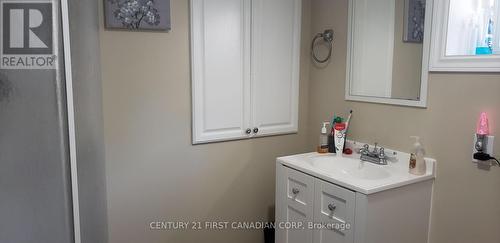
[284, 167, 315, 212]
[313, 179, 355, 243]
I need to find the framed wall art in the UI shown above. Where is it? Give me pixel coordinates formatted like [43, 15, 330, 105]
[403, 0, 426, 43]
[104, 0, 171, 31]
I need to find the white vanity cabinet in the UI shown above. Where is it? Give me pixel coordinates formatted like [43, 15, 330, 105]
[276, 161, 434, 243]
[190, 0, 301, 144]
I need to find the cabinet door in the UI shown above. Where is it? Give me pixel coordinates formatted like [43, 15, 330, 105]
[250, 0, 301, 136]
[280, 167, 314, 243]
[313, 179, 355, 243]
[191, 0, 251, 143]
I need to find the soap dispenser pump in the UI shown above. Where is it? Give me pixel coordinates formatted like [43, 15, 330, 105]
[409, 136, 426, 175]
[317, 122, 329, 153]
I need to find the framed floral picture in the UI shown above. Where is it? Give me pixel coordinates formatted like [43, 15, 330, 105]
[104, 0, 171, 31]
[403, 0, 425, 43]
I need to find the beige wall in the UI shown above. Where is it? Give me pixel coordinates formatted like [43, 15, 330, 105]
[309, 1, 500, 243]
[100, 0, 500, 242]
[99, 0, 311, 242]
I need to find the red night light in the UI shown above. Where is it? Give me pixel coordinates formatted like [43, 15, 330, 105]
[476, 112, 490, 136]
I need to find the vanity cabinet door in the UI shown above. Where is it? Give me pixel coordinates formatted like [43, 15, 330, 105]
[313, 179, 355, 243]
[281, 167, 314, 243]
[191, 0, 251, 144]
[250, 0, 301, 137]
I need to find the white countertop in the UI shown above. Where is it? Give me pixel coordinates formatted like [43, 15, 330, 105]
[277, 142, 436, 194]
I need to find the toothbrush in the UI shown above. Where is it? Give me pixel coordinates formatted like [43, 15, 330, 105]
[343, 110, 353, 152]
[345, 110, 353, 129]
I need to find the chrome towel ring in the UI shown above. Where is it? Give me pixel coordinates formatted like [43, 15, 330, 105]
[311, 29, 334, 63]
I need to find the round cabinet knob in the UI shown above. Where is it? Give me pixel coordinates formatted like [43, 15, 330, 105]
[292, 188, 300, 195]
[245, 128, 252, 134]
[328, 203, 337, 211]
[253, 127, 259, 134]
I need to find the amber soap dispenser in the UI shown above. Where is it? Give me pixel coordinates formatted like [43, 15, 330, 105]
[317, 122, 329, 153]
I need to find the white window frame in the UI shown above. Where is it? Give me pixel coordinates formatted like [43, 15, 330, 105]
[429, 0, 500, 72]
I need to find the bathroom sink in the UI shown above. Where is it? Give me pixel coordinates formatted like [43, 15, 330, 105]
[277, 141, 436, 194]
[306, 154, 391, 180]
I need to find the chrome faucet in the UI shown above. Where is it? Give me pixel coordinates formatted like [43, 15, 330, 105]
[359, 143, 388, 165]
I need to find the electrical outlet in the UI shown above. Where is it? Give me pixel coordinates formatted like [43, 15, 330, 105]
[472, 134, 495, 162]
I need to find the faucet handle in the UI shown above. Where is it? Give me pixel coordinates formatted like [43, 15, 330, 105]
[378, 147, 385, 158]
[359, 144, 369, 154]
[378, 147, 388, 164]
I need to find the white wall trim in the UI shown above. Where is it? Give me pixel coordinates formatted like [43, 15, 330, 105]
[60, 0, 81, 242]
[429, 0, 500, 72]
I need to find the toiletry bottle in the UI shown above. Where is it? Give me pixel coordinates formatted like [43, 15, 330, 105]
[328, 117, 343, 153]
[334, 122, 347, 156]
[318, 122, 329, 153]
[328, 116, 343, 154]
[409, 136, 426, 175]
[476, 13, 494, 55]
[328, 117, 341, 153]
[328, 126, 336, 153]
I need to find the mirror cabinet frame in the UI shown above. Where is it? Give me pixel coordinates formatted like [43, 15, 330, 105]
[345, 0, 433, 108]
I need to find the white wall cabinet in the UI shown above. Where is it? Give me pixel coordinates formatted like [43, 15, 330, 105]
[276, 165, 433, 243]
[190, 0, 301, 144]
